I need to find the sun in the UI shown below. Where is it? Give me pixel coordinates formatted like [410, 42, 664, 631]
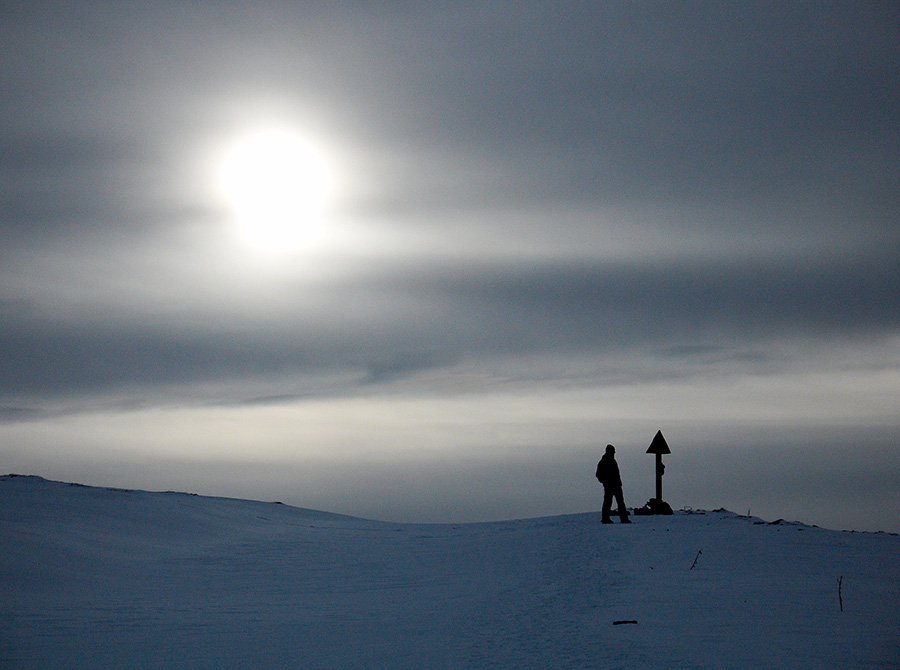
[217, 128, 334, 250]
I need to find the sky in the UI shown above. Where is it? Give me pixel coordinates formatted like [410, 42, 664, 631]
[2, 1, 899, 531]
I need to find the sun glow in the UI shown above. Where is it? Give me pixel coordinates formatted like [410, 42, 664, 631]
[217, 128, 334, 250]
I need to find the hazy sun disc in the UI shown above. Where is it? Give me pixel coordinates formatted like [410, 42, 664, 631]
[218, 129, 334, 250]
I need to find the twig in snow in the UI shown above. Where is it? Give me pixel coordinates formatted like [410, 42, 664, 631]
[690, 549, 702, 570]
[838, 576, 843, 612]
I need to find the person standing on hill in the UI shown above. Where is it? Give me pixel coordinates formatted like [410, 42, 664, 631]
[595, 444, 631, 524]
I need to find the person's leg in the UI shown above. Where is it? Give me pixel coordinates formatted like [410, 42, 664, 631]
[602, 486, 613, 522]
[615, 488, 630, 522]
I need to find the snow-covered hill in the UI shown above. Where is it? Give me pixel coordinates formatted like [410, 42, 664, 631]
[1, 474, 897, 669]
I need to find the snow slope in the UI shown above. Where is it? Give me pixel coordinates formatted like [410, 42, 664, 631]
[1, 474, 897, 669]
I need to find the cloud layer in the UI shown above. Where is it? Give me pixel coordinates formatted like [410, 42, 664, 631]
[2, 2, 899, 528]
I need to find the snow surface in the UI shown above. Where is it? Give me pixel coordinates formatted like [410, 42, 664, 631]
[1, 474, 898, 669]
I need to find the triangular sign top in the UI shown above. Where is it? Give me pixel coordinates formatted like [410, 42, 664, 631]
[646, 430, 671, 455]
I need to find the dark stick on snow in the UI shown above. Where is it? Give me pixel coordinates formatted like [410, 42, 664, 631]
[613, 620, 638, 625]
[690, 549, 702, 570]
[838, 576, 844, 612]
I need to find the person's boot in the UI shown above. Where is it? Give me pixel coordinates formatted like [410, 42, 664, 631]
[601, 517, 613, 524]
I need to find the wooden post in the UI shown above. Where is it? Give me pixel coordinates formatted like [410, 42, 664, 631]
[635, 430, 674, 515]
[646, 430, 670, 505]
[655, 452, 663, 501]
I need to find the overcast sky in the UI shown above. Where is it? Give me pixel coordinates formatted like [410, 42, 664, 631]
[2, 2, 899, 531]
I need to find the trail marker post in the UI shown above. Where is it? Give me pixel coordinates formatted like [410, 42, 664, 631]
[648, 430, 670, 502]
[635, 430, 674, 515]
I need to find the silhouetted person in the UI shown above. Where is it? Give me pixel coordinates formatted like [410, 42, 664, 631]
[595, 444, 631, 524]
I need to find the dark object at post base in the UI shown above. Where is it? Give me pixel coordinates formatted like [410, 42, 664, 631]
[633, 497, 674, 515]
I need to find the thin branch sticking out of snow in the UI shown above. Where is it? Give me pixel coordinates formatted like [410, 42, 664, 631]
[690, 549, 702, 570]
